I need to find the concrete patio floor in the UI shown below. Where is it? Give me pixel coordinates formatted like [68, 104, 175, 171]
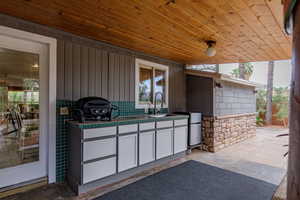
[2, 126, 288, 200]
[188, 126, 288, 180]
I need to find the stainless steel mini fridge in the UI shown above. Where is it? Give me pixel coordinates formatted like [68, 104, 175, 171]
[175, 112, 202, 149]
[189, 113, 202, 148]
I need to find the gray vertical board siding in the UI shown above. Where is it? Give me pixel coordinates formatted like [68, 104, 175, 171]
[88, 47, 96, 96]
[178, 65, 186, 111]
[0, 14, 186, 108]
[168, 64, 175, 112]
[113, 53, 120, 101]
[168, 64, 186, 112]
[176, 65, 186, 111]
[108, 53, 115, 101]
[95, 49, 103, 97]
[177, 66, 186, 111]
[65, 42, 73, 100]
[57, 39, 65, 99]
[101, 51, 109, 99]
[129, 57, 135, 102]
[119, 55, 125, 101]
[124, 56, 131, 101]
[80, 46, 89, 98]
[72, 44, 81, 101]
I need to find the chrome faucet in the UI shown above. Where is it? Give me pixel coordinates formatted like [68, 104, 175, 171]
[154, 92, 164, 115]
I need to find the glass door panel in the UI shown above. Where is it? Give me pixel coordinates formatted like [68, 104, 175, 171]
[0, 47, 40, 169]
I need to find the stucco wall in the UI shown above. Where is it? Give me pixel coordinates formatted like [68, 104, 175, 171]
[214, 81, 256, 116]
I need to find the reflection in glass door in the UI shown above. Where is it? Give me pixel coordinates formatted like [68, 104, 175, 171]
[0, 48, 40, 169]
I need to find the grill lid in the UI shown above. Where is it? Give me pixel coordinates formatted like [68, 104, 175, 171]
[76, 96, 112, 116]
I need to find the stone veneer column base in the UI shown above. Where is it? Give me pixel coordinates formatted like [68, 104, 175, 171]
[200, 113, 256, 152]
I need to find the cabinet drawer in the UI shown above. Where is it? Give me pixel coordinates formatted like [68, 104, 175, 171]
[119, 124, 138, 134]
[82, 157, 116, 184]
[83, 138, 116, 162]
[139, 122, 155, 131]
[174, 119, 188, 126]
[83, 127, 116, 139]
[156, 120, 173, 129]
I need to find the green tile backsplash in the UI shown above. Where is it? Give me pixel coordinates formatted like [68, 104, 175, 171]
[55, 99, 168, 182]
[56, 100, 73, 182]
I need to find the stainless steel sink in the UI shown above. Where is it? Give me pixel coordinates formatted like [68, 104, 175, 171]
[117, 113, 176, 120]
[149, 114, 167, 118]
[117, 116, 143, 120]
[148, 113, 176, 118]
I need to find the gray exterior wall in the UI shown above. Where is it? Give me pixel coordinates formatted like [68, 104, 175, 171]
[0, 14, 186, 112]
[186, 75, 214, 116]
[186, 75, 256, 117]
[214, 81, 256, 116]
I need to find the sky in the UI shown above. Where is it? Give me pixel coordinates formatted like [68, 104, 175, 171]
[219, 60, 292, 88]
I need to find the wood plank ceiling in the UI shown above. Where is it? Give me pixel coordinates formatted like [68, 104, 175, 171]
[0, 0, 292, 64]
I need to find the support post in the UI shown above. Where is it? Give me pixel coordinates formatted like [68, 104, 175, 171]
[288, 2, 300, 199]
[265, 61, 274, 125]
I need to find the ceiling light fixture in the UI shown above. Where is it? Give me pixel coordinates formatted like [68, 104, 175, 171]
[205, 40, 217, 57]
[32, 64, 39, 68]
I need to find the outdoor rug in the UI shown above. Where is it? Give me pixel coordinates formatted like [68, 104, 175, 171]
[94, 160, 284, 200]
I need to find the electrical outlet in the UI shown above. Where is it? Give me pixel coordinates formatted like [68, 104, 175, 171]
[60, 107, 69, 115]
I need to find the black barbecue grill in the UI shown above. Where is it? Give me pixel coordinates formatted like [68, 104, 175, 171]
[73, 97, 119, 122]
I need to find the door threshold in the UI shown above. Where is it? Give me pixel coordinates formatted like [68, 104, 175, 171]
[0, 177, 48, 198]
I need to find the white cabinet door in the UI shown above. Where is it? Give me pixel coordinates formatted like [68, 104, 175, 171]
[139, 131, 155, 165]
[118, 134, 138, 172]
[174, 126, 188, 154]
[156, 128, 173, 159]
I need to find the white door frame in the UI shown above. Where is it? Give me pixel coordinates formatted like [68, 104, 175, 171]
[0, 25, 57, 183]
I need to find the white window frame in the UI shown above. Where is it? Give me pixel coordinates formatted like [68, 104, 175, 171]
[135, 58, 169, 109]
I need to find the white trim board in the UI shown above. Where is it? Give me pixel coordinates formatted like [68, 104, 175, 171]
[0, 25, 57, 183]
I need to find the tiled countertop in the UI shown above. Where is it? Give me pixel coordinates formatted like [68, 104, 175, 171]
[68, 114, 189, 129]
